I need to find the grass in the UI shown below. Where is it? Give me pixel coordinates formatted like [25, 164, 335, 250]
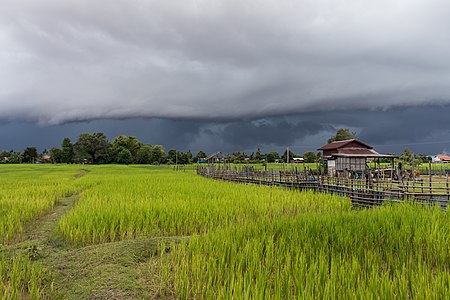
[42, 237, 174, 300]
[158, 203, 450, 299]
[0, 254, 46, 300]
[0, 165, 90, 244]
[58, 166, 348, 246]
[2, 164, 450, 298]
[0, 165, 91, 299]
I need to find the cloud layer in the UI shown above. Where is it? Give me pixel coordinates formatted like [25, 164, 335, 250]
[2, 0, 450, 124]
[2, 106, 450, 156]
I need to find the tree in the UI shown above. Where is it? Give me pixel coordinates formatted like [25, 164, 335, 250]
[61, 137, 74, 163]
[303, 151, 318, 163]
[168, 150, 192, 165]
[116, 148, 133, 164]
[110, 135, 142, 163]
[8, 151, 23, 164]
[266, 151, 280, 163]
[136, 145, 153, 164]
[399, 148, 413, 163]
[40, 149, 51, 163]
[255, 148, 265, 162]
[0, 151, 9, 164]
[229, 152, 246, 163]
[416, 153, 430, 164]
[135, 145, 166, 164]
[399, 148, 422, 167]
[3, 151, 22, 164]
[23, 147, 38, 163]
[281, 149, 294, 163]
[178, 150, 193, 164]
[75, 132, 110, 164]
[194, 151, 207, 162]
[151, 145, 166, 164]
[328, 128, 357, 143]
[167, 149, 178, 164]
[50, 148, 63, 163]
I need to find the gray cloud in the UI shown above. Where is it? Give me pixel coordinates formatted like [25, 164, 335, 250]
[2, 0, 450, 124]
[0, 118, 204, 152]
[2, 105, 450, 156]
[213, 119, 332, 148]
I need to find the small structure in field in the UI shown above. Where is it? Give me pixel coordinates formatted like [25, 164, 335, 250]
[205, 152, 228, 164]
[292, 157, 304, 163]
[432, 154, 450, 163]
[318, 139, 394, 178]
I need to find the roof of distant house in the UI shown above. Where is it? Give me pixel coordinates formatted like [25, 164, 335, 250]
[205, 151, 227, 161]
[319, 139, 395, 159]
[318, 139, 373, 151]
[436, 155, 450, 161]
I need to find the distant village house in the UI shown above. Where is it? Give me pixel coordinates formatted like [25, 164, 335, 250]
[432, 154, 450, 163]
[292, 157, 304, 163]
[318, 139, 393, 178]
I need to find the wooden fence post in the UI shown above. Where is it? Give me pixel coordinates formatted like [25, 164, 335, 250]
[447, 172, 449, 204]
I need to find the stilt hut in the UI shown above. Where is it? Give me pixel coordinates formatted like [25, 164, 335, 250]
[205, 152, 228, 165]
[318, 139, 394, 178]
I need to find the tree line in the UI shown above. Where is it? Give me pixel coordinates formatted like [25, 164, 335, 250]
[0, 133, 201, 165]
[226, 149, 321, 164]
[0, 128, 429, 165]
[0, 128, 352, 165]
[0, 132, 324, 165]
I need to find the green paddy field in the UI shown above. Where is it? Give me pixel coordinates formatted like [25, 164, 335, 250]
[1, 165, 450, 299]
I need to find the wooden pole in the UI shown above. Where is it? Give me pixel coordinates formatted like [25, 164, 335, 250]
[287, 146, 289, 164]
[391, 157, 394, 181]
[412, 153, 415, 194]
[446, 172, 449, 204]
[377, 158, 381, 180]
[429, 161, 432, 195]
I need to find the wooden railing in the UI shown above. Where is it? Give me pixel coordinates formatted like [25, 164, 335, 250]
[196, 165, 450, 208]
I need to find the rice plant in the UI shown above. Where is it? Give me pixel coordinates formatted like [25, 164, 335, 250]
[0, 254, 47, 300]
[159, 203, 450, 299]
[58, 166, 350, 245]
[5, 164, 450, 298]
[0, 165, 89, 244]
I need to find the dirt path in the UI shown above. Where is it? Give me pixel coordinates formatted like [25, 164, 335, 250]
[4, 199, 171, 299]
[19, 194, 78, 244]
[2, 193, 79, 259]
[3, 169, 176, 299]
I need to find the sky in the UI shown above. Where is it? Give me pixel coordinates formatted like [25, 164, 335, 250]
[1, 0, 450, 155]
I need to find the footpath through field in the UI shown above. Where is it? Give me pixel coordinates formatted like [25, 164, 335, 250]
[2, 169, 173, 300]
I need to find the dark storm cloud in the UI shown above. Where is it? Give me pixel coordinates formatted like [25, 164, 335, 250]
[214, 119, 333, 148]
[1, 105, 450, 155]
[0, 119, 204, 152]
[286, 105, 450, 147]
[2, 0, 450, 124]
[357, 106, 450, 150]
[282, 105, 450, 154]
[200, 105, 450, 154]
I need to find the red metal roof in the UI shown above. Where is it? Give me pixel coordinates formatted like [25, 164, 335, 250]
[437, 155, 450, 161]
[318, 139, 373, 150]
